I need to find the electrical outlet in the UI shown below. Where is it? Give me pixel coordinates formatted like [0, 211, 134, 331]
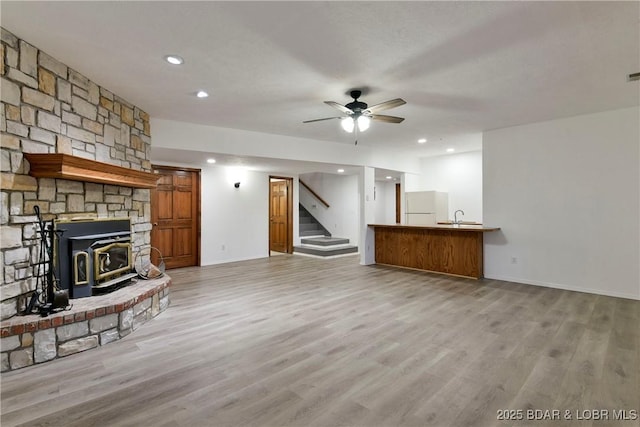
[511, 256, 518, 264]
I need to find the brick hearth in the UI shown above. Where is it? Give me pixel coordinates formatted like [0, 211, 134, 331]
[0, 275, 170, 372]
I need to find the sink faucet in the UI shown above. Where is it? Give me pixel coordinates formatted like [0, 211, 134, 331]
[454, 209, 465, 224]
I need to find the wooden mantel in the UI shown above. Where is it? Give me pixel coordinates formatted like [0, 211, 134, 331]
[24, 153, 159, 189]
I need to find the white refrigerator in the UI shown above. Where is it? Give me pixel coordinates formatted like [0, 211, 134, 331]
[405, 191, 448, 225]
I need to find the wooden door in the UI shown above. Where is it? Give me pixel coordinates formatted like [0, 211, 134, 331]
[151, 166, 200, 269]
[269, 177, 292, 253]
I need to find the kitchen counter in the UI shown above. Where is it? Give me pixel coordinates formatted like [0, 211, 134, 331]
[368, 223, 500, 279]
[370, 223, 499, 232]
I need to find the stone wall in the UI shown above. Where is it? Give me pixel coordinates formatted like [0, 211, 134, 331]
[0, 28, 153, 320]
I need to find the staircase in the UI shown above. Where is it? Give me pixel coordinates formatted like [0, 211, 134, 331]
[295, 205, 358, 257]
[299, 205, 330, 237]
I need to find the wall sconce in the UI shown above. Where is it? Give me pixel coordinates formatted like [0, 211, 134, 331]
[234, 182, 240, 188]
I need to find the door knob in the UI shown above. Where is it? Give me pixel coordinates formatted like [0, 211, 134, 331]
[153, 222, 158, 226]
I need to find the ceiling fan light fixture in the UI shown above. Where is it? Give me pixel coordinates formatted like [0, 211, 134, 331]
[305, 91, 405, 144]
[357, 115, 371, 132]
[341, 117, 355, 133]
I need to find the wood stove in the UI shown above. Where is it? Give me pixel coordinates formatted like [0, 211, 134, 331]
[55, 218, 136, 298]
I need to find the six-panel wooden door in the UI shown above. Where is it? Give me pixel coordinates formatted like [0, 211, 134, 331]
[269, 177, 292, 253]
[151, 166, 200, 269]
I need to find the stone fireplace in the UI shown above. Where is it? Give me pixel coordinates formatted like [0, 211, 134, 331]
[1, 27, 154, 320]
[1, 28, 173, 373]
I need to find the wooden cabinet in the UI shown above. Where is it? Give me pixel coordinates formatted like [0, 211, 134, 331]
[370, 224, 499, 279]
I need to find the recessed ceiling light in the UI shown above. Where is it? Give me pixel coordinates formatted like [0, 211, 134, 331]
[164, 55, 184, 65]
[207, 158, 216, 164]
[446, 148, 455, 153]
[386, 176, 393, 180]
[337, 169, 345, 173]
[196, 90, 209, 98]
[418, 138, 427, 144]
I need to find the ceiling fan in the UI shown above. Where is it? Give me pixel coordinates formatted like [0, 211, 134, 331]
[303, 90, 406, 145]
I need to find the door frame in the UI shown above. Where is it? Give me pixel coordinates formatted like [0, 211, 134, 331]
[268, 176, 294, 254]
[151, 164, 202, 267]
[395, 183, 401, 224]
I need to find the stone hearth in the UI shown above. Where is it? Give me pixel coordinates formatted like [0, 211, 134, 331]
[0, 274, 170, 372]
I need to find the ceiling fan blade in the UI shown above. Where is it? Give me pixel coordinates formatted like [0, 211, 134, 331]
[302, 117, 342, 123]
[324, 101, 353, 115]
[370, 114, 405, 123]
[362, 98, 406, 114]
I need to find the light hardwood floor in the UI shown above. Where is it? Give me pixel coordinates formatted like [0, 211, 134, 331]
[1, 255, 638, 427]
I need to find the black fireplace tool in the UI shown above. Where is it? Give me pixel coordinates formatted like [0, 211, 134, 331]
[22, 206, 71, 317]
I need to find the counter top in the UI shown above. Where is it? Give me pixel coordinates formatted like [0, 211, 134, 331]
[368, 223, 500, 232]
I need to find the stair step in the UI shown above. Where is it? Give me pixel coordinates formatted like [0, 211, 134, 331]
[299, 223, 323, 232]
[300, 231, 330, 237]
[300, 237, 350, 246]
[294, 245, 358, 257]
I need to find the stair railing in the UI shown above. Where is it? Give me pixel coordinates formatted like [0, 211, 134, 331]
[299, 179, 330, 208]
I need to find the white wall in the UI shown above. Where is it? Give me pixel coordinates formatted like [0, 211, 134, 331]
[360, 167, 376, 265]
[151, 118, 422, 175]
[373, 181, 397, 224]
[484, 107, 640, 300]
[403, 172, 423, 192]
[419, 151, 483, 222]
[201, 165, 270, 265]
[150, 119, 423, 256]
[299, 172, 360, 245]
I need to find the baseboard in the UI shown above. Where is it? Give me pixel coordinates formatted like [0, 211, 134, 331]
[484, 274, 640, 301]
[201, 254, 270, 266]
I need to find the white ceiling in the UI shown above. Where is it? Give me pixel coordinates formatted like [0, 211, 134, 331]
[2, 1, 639, 169]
